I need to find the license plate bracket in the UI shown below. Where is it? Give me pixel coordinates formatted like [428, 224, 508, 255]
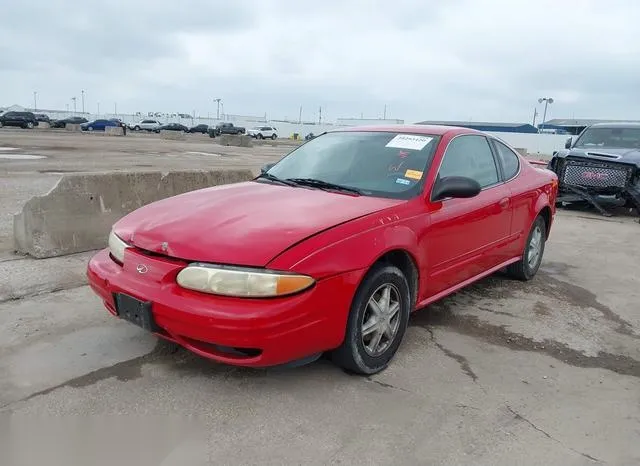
[113, 293, 160, 332]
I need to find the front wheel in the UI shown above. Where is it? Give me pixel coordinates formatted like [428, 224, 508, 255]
[257, 133, 264, 139]
[26, 122, 34, 129]
[134, 126, 140, 131]
[332, 264, 410, 375]
[507, 215, 546, 281]
[271, 134, 277, 140]
[88, 126, 94, 131]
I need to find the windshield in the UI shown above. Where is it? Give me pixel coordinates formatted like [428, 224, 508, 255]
[265, 131, 440, 199]
[574, 127, 640, 149]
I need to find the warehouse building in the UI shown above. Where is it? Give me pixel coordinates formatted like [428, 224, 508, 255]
[415, 120, 538, 133]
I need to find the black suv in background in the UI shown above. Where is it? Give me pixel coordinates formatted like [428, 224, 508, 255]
[0, 111, 38, 129]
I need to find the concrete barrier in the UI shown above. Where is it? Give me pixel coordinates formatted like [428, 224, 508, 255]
[13, 169, 254, 258]
[105, 126, 124, 136]
[37, 122, 51, 129]
[65, 123, 82, 131]
[218, 135, 253, 147]
[160, 130, 186, 140]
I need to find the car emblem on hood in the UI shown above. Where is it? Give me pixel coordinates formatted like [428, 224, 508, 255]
[136, 264, 148, 274]
[161, 242, 168, 252]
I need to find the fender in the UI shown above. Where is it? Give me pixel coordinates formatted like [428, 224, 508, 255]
[267, 203, 424, 279]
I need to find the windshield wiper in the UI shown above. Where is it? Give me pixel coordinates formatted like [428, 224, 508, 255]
[255, 172, 299, 187]
[284, 178, 362, 195]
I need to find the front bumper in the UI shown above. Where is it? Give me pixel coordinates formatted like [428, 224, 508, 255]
[87, 248, 363, 367]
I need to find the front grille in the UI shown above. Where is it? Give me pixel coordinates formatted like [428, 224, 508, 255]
[559, 157, 634, 189]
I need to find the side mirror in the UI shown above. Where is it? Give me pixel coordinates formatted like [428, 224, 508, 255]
[565, 137, 573, 149]
[431, 176, 481, 201]
[261, 162, 276, 174]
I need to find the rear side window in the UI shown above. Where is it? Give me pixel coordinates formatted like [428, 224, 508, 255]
[438, 135, 499, 188]
[492, 140, 520, 180]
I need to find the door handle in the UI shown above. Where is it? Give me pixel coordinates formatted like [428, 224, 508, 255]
[498, 197, 510, 209]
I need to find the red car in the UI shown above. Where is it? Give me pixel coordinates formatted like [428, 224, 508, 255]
[87, 125, 558, 374]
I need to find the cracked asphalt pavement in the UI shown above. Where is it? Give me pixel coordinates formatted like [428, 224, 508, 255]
[1, 208, 639, 465]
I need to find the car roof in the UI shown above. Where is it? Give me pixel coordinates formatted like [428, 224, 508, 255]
[588, 122, 640, 129]
[331, 124, 483, 136]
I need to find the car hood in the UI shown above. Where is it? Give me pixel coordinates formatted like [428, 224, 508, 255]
[114, 181, 402, 266]
[563, 147, 640, 166]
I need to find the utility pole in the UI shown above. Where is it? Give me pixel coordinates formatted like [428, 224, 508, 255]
[81, 90, 85, 114]
[114, 102, 117, 116]
[318, 106, 322, 124]
[33, 91, 37, 112]
[298, 105, 302, 124]
[532, 107, 538, 127]
[71, 97, 77, 115]
[97, 102, 100, 115]
[383, 104, 387, 120]
[538, 97, 554, 132]
[214, 98, 221, 119]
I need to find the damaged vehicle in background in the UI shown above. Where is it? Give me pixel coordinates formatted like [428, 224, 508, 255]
[547, 122, 640, 219]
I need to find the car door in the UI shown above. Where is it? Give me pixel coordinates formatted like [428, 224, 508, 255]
[490, 138, 532, 258]
[423, 134, 512, 297]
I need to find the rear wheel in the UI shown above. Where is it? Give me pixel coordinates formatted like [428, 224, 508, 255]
[271, 134, 277, 140]
[507, 215, 546, 281]
[26, 122, 34, 129]
[332, 264, 410, 375]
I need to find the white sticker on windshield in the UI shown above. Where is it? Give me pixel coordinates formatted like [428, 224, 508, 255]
[385, 134, 433, 151]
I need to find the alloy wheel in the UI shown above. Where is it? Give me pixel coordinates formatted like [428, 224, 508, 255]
[361, 283, 401, 357]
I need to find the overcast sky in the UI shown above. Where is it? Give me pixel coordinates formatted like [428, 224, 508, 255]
[1, 0, 639, 123]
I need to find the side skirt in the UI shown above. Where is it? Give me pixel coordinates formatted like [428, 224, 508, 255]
[414, 256, 521, 311]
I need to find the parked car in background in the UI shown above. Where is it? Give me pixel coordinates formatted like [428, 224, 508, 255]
[81, 119, 120, 131]
[87, 125, 558, 374]
[247, 126, 278, 140]
[0, 111, 38, 129]
[129, 119, 162, 132]
[188, 124, 209, 134]
[547, 122, 640, 218]
[35, 114, 51, 124]
[51, 117, 89, 128]
[157, 123, 189, 132]
[213, 122, 245, 136]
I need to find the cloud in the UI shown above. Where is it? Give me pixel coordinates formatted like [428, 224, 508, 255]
[1, 0, 639, 122]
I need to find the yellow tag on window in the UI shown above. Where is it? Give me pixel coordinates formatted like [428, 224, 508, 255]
[405, 169, 423, 180]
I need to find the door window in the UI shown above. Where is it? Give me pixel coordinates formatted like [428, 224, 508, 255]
[438, 135, 499, 188]
[492, 140, 520, 180]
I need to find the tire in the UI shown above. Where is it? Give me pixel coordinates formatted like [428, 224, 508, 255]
[88, 126, 94, 131]
[0, 121, 3, 128]
[257, 133, 264, 139]
[271, 134, 277, 140]
[332, 264, 411, 375]
[134, 126, 140, 131]
[26, 122, 34, 129]
[507, 215, 546, 281]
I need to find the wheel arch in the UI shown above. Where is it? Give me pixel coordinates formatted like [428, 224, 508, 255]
[367, 249, 419, 309]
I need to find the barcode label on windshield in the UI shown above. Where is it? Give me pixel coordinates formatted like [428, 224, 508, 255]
[385, 134, 433, 151]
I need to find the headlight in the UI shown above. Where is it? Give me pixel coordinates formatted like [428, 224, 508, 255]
[108, 231, 129, 264]
[176, 265, 315, 298]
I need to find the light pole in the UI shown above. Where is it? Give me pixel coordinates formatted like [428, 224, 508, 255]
[538, 97, 554, 132]
[81, 90, 85, 114]
[33, 91, 37, 112]
[71, 97, 77, 115]
[213, 98, 221, 119]
[97, 102, 100, 115]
